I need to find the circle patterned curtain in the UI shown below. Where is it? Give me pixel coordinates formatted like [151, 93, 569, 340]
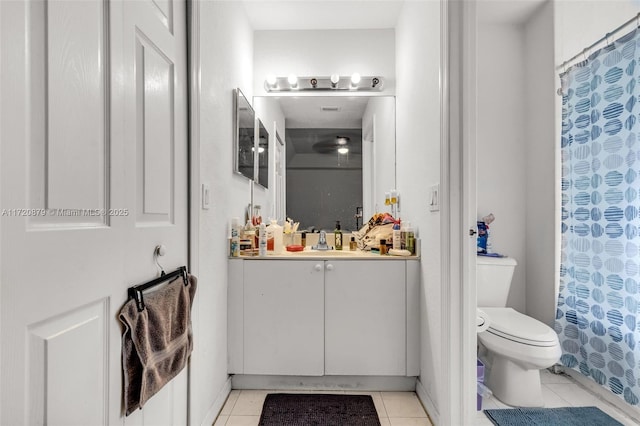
[558, 28, 640, 406]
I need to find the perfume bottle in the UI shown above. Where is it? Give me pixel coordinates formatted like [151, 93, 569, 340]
[334, 221, 343, 250]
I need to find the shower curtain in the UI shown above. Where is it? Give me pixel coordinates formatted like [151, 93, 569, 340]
[558, 28, 640, 406]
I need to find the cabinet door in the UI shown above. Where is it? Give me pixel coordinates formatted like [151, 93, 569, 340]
[244, 260, 324, 375]
[325, 260, 406, 375]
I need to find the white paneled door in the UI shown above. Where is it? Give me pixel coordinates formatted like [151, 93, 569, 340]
[0, 0, 188, 424]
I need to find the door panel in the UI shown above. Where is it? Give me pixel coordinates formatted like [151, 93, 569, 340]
[46, 1, 108, 211]
[28, 0, 109, 228]
[28, 300, 109, 426]
[121, 0, 188, 423]
[136, 33, 175, 221]
[0, 0, 188, 424]
[151, 0, 173, 33]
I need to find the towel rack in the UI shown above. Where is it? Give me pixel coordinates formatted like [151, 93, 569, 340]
[128, 266, 188, 312]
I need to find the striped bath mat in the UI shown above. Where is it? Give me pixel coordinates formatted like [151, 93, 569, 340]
[484, 406, 623, 425]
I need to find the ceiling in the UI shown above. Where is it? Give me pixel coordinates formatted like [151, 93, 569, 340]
[276, 97, 368, 156]
[242, 0, 546, 30]
[476, 0, 546, 24]
[276, 96, 370, 128]
[241, 0, 405, 30]
[287, 128, 363, 155]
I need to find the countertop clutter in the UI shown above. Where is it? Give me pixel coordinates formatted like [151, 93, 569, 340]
[236, 248, 418, 260]
[230, 213, 419, 259]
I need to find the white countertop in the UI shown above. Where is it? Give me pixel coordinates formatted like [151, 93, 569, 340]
[232, 249, 418, 260]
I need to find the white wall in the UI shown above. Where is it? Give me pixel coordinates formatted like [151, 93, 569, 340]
[362, 97, 397, 220]
[395, 0, 441, 418]
[476, 23, 527, 312]
[253, 29, 396, 96]
[193, 2, 253, 423]
[554, 0, 640, 66]
[523, 1, 556, 326]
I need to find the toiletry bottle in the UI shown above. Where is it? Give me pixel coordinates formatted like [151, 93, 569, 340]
[266, 222, 274, 251]
[334, 221, 343, 250]
[245, 220, 257, 254]
[406, 223, 415, 255]
[301, 232, 307, 248]
[380, 239, 387, 255]
[392, 220, 402, 250]
[252, 204, 262, 226]
[230, 217, 240, 257]
[485, 226, 493, 254]
[258, 222, 267, 257]
[270, 219, 283, 254]
[400, 221, 408, 250]
[349, 236, 357, 251]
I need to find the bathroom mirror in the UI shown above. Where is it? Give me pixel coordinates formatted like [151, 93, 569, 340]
[256, 119, 269, 188]
[253, 96, 396, 231]
[234, 88, 255, 180]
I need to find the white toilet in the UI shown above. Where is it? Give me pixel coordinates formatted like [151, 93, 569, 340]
[477, 256, 561, 407]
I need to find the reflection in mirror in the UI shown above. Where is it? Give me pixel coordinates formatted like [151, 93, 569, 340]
[287, 128, 362, 231]
[234, 89, 255, 180]
[254, 96, 396, 232]
[256, 119, 269, 188]
[275, 132, 285, 220]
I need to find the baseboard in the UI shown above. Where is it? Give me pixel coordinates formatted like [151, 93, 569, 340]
[199, 376, 232, 426]
[231, 375, 417, 391]
[416, 378, 440, 425]
[558, 366, 640, 423]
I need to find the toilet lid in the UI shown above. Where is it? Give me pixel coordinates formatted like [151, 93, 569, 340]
[480, 307, 558, 346]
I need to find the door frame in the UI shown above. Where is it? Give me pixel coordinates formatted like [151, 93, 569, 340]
[440, 0, 477, 424]
[187, 0, 201, 424]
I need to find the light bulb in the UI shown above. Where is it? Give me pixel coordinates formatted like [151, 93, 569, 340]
[330, 74, 340, 84]
[337, 147, 349, 154]
[350, 73, 361, 85]
[287, 74, 298, 87]
[266, 75, 277, 86]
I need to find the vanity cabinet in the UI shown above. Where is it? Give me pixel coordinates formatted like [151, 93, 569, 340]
[325, 261, 406, 375]
[243, 260, 324, 375]
[228, 258, 420, 378]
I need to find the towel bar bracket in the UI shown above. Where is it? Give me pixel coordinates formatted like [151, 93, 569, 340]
[127, 266, 189, 312]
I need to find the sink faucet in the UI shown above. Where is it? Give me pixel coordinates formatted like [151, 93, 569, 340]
[312, 230, 332, 250]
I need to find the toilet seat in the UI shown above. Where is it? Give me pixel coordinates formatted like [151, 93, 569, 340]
[480, 307, 558, 347]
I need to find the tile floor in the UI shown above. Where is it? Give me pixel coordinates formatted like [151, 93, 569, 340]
[213, 389, 432, 426]
[213, 370, 639, 426]
[475, 369, 639, 426]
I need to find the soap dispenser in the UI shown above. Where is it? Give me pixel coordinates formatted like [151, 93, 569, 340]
[334, 221, 343, 250]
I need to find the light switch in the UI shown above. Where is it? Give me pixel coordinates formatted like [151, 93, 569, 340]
[202, 183, 211, 210]
[429, 184, 440, 212]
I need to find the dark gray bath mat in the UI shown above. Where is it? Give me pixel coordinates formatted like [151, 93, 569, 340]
[258, 393, 381, 426]
[484, 406, 624, 425]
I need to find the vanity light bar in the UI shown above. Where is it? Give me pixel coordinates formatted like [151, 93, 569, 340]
[264, 75, 384, 92]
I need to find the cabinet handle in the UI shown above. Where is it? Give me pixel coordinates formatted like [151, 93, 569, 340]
[326, 263, 334, 271]
[314, 264, 322, 271]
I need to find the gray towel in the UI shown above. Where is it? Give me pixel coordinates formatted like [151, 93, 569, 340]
[119, 273, 197, 415]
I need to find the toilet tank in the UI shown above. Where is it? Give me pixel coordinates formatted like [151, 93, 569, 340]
[476, 256, 517, 307]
